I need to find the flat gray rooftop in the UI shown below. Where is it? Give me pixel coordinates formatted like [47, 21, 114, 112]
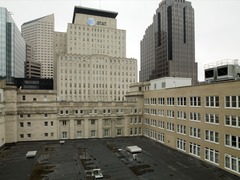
[0, 137, 239, 180]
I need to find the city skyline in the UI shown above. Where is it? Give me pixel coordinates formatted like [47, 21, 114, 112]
[0, 0, 240, 81]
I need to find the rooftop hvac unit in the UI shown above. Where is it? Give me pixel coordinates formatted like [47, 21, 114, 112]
[204, 68, 216, 81]
[217, 64, 240, 80]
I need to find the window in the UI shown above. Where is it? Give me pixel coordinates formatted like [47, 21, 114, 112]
[205, 130, 219, 143]
[138, 127, 142, 135]
[62, 121, 67, 125]
[44, 114, 48, 118]
[62, 132, 67, 139]
[151, 109, 157, 115]
[134, 117, 138, 124]
[19, 114, 23, 118]
[190, 96, 201, 107]
[224, 154, 240, 174]
[44, 133, 48, 137]
[144, 109, 149, 114]
[225, 115, 240, 128]
[157, 133, 164, 143]
[205, 147, 219, 165]
[225, 134, 240, 149]
[104, 120, 110, 126]
[189, 142, 200, 157]
[177, 138, 186, 151]
[60, 110, 63, 115]
[134, 127, 138, 135]
[206, 96, 219, 107]
[117, 129, 122, 136]
[158, 121, 165, 129]
[205, 114, 219, 124]
[27, 114, 31, 118]
[27, 122, 31, 127]
[44, 121, 48, 126]
[189, 112, 201, 122]
[167, 97, 174, 106]
[20, 122, 24, 127]
[130, 128, 133, 135]
[20, 134, 24, 138]
[104, 129, 110, 137]
[145, 128, 149, 137]
[27, 134, 31, 138]
[167, 122, 174, 132]
[22, 95, 26, 101]
[150, 119, 157, 127]
[138, 118, 142, 124]
[145, 118, 149, 125]
[150, 98, 157, 105]
[177, 97, 186, 106]
[167, 110, 174, 118]
[158, 109, 164, 116]
[91, 130, 96, 137]
[51, 121, 53, 126]
[177, 124, 186, 135]
[77, 120, 81, 125]
[150, 130, 156, 140]
[225, 96, 240, 108]
[189, 127, 200, 139]
[90, 120, 96, 125]
[144, 98, 149, 105]
[177, 111, 186, 120]
[158, 98, 165, 105]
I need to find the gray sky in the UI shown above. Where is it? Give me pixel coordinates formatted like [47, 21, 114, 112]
[1, 0, 240, 81]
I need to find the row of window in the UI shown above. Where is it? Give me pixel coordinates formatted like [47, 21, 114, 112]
[146, 112, 240, 127]
[62, 128, 124, 138]
[59, 109, 125, 115]
[145, 96, 240, 108]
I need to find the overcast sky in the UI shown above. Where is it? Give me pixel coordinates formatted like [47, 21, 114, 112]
[1, 0, 240, 81]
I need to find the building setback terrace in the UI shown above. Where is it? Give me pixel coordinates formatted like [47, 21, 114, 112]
[0, 137, 238, 180]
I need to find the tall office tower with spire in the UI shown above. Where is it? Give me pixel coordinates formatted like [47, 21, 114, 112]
[55, 6, 138, 101]
[0, 7, 26, 83]
[139, 0, 198, 84]
[21, 14, 54, 79]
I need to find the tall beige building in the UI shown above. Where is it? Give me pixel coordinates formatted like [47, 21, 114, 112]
[21, 14, 54, 79]
[54, 7, 138, 101]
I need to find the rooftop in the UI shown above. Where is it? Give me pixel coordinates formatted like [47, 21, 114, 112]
[0, 137, 238, 180]
[72, 6, 118, 23]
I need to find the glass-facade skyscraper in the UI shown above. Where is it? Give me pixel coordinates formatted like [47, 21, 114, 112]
[139, 0, 198, 84]
[0, 7, 26, 82]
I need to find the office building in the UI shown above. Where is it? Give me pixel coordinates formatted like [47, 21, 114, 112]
[0, 7, 26, 83]
[126, 78, 240, 177]
[139, 0, 198, 84]
[25, 44, 41, 78]
[21, 14, 54, 79]
[55, 6, 138, 101]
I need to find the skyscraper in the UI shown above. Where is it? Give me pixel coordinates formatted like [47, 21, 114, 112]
[139, 0, 198, 84]
[55, 6, 138, 101]
[21, 14, 54, 79]
[0, 7, 26, 83]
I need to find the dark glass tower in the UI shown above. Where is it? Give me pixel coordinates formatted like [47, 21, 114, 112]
[0, 7, 26, 83]
[140, 0, 198, 84]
